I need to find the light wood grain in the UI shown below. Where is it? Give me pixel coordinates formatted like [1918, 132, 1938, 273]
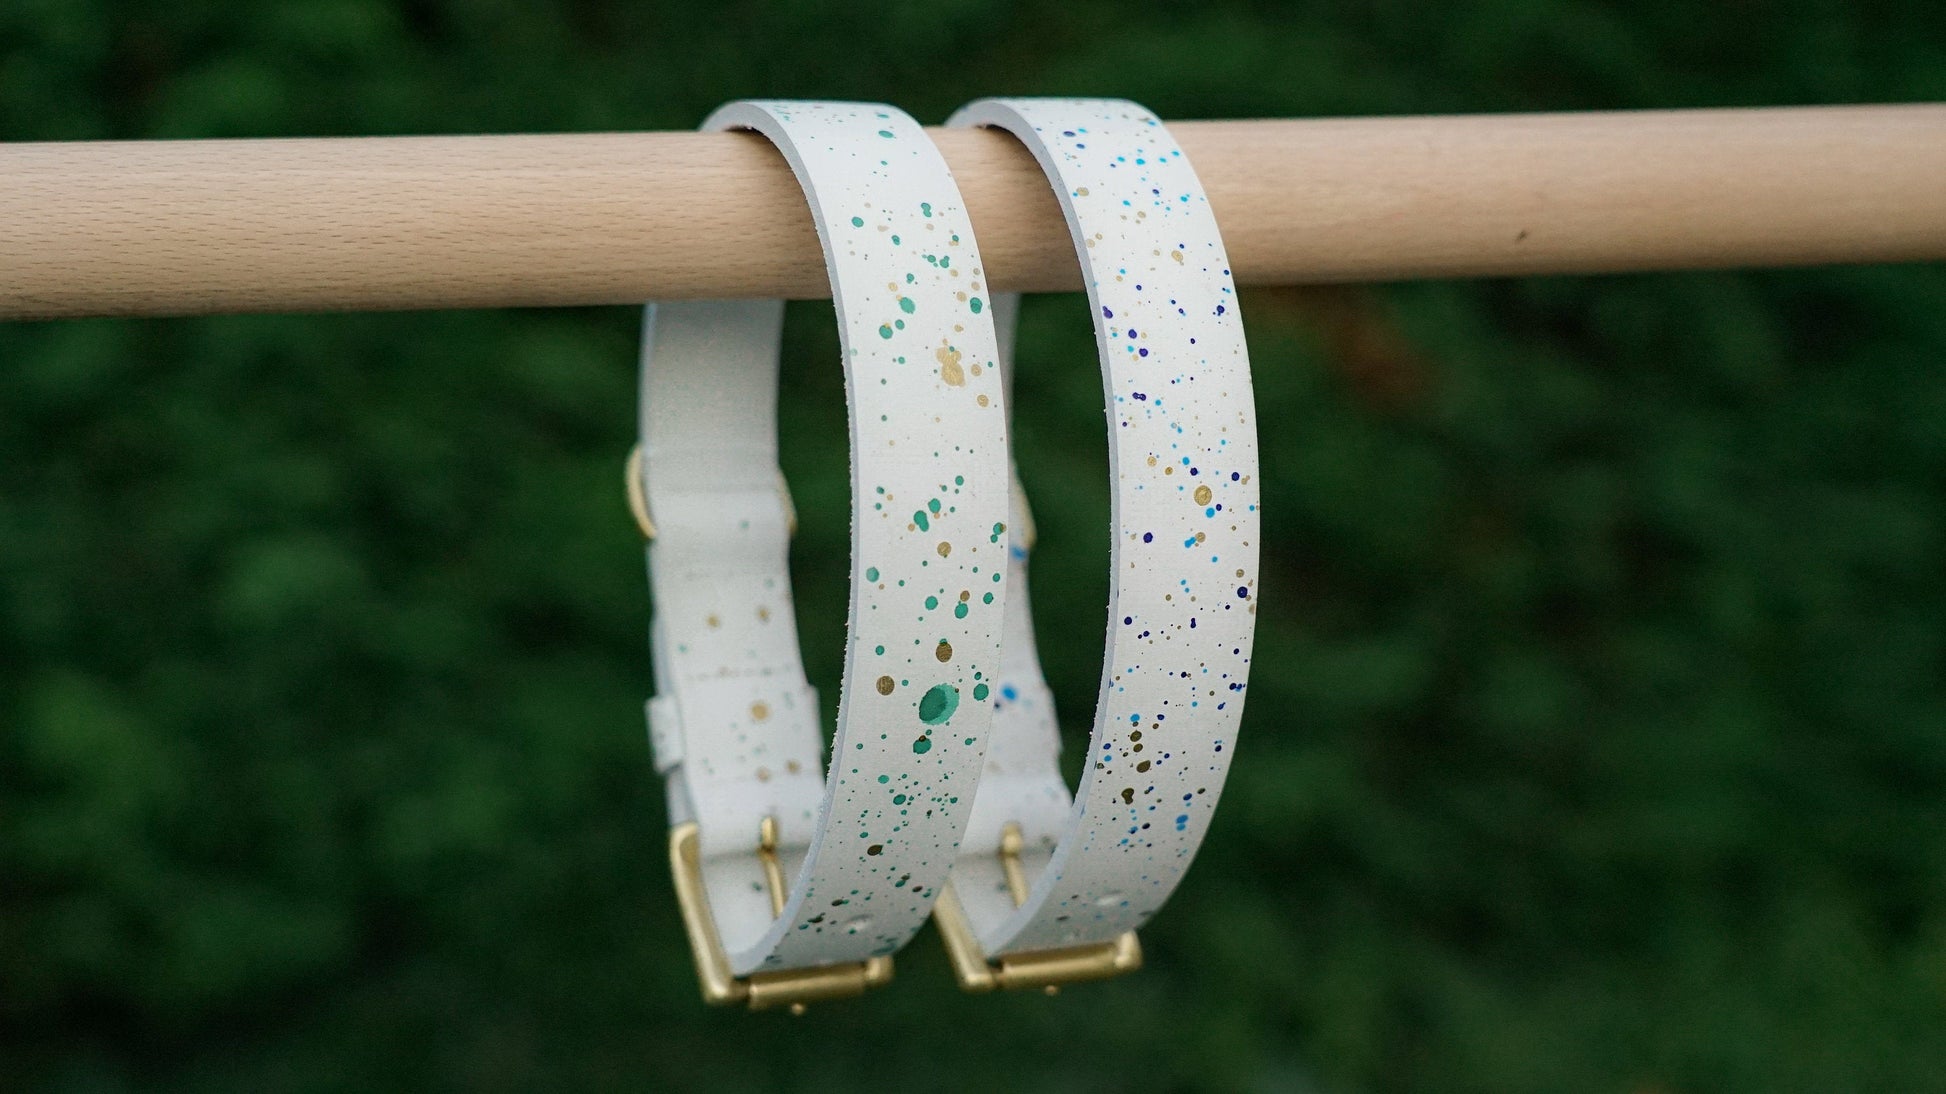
[4, 105, 1944, 320]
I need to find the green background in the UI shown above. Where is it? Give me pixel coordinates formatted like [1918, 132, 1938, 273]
[5, 2, 1946, 1090]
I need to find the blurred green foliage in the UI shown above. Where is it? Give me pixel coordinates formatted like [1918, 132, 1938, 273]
[5, 2, 1946, 1091]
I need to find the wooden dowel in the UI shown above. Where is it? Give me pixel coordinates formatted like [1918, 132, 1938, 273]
[3, 104, 1944, 320]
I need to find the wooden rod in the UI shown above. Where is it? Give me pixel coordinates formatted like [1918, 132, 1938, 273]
[3, 104, 1943, 320]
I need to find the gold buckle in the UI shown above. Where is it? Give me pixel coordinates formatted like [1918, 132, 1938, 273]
[932, 822, 1142, 994]
[668, 817, 893, 1013]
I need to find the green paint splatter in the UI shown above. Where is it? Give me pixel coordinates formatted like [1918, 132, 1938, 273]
[990, 521, 1007, 543]
[899, 297, 915, 314]
[924, 595, 939, 610]
[878, 129, 895, 139]
[851, 216, 865, 227]
[918, 684, 959, 725]
[982, 592, 994, 604]
[928, 498, 942, 514]
[913, 509, 929, 531]
[866, 566, 879, 582]
[972, 683, 989, 701]
[920, 202, 932, 217]
[875, 644, 885, 655]
[879, 324, 894, 339]
[912, 735, 932, 754]
[969, 297, 984, 313]
[954, 602, 969, 619]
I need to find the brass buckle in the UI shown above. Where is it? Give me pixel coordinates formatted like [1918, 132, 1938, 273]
[932, 822, 1142, 994]
[668, 817, 893, 1013]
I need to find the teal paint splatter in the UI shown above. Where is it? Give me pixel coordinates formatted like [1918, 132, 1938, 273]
[912, 735, 932, 754]
[912, 509, 929, 531]
[972, 683, 989, 701]
[851, 216, 865, 227]
[899, 297, 916, 314]
[918, 684, 959, 725]
[969, 297, 984, 313]
[879, 324, 894, 339]
[953, 602, 968, 619]
[866, 566, 880, 582]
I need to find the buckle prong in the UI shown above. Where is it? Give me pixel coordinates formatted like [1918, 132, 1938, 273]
[757, 815, 789, 919]
[997, 821, 1031, 908]
[933, 820, 1143, 994]
[669, 819, 893, 1013]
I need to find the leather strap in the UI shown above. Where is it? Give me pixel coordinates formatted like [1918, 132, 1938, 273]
[641, 101, 1010, 975]
[944, 98, 1261, 956]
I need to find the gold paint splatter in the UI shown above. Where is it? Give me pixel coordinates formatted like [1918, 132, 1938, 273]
[936, 345, 965, 386]
[977, 394, 989, 407]
[786, 760, 802, 774]
[757, 606, 771, 622]
[969, 362, 983, 377]
[1077, 186, 1090, 197]
[755, 767, 771, 782]
[1146, 455, 1157, 467]
[1163, 465, 1174, 476]
[959, 590, 970, 601]
[937, 542, 952, 558]
[706, 613, 721, 628]
[1195, 532, 1206, 545]
[751, 702, 770, 722]
[1171, 250, 1185, 264]
[1193, 484, 1213, 505]
[876, 675, 896, 695]
[935, 640, 953, 662]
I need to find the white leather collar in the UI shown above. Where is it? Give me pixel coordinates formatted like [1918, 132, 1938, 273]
[937, 98, 1261, 971]
[639, 101, 1011, 985]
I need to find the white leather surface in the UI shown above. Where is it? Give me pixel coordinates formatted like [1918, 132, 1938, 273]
[641, 101, 1011, 975]
[945, 98, 1261, 956]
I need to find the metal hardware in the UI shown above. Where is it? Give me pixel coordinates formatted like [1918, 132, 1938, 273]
[757, 815, 788, 918]
[933, 821, 1143, 994]
[998, 821, 1031, 906]
[625, 445, 656, 539]
[668, 820, 893, 1012]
